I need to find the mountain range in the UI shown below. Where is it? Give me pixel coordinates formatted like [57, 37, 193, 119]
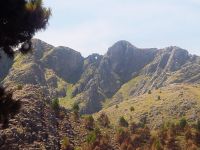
[1, 39, 200, 114]
[1, 39, 200, 149]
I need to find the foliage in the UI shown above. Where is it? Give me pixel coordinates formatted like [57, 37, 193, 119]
[148, 90, 152, 94]
[51, 98, 60, 111]
[0, 0, 51, 56]
[179, 118, 187, 129]
[72, 102, 80, 120]
[86, 131, 97, 144]
[72, 102, 79, 112]
[157, 95, 161, 100]
[197, 120, 200, 131]
[129, 122, 138, 133]
[130, 106, 135, 112]
[17, 84, 23, 90]
[119, 116, 129, 127]
[84, 115, 95, 130]
[152, 138, 163, 150]
[0, 0, 50, 129]
[116, 128, 130, 144]
[61, 136, 74, 150]
[85, 128, 111, 150]
[97, 112, 110, 127]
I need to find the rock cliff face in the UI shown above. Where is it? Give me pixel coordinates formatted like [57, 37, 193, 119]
[1, 39, 200, 114]
[72, 41, 157, 113]
[2, 39, 83, 98]
[42, 46, 83, 83]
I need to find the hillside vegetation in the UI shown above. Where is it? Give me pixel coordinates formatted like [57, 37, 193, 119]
[96, 84, 200, 129]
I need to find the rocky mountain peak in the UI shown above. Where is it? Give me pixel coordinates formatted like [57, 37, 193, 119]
[1, 39, 200, 114]
[107, 40, 137, 57]
[157, 46, 190, 72]
[42, 46, 84, 83]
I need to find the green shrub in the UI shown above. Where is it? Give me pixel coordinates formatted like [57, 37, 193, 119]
[197, 120, 200, 131]
[72, 102, 79, 112]
[152, 138, 163, 150]
[115, 105, 119, 109]
[61, 136, 72, 150]
[86, 131, 97, 144]
[130, 106, 135, 112]
[17, 84, 23, 90]
[51, 99, 59, 110]
[72, 102, 80, 120]
[130, 122, 137, 133]
[179, 118, 187, 129]
[94, 127, 101, 137]
[84, 115, 95, 130]
[116, 128, 130, 144]
[73, 111, 79, 121]
[97, 112, 110, 127]
[148, 90, 151, 94]
[119, 116, 129, 127]
[157, 95, 161, 100]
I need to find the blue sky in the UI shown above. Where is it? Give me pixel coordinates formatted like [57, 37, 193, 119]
[35, 0, 200, 57]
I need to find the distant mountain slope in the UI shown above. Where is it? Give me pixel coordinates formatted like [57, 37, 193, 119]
[72, 41, 157, 113]
[2, 39, 83, 98]
[95, 84, 200, 129]
[1, 39, 200, 114]
[106, 47, 200, 107]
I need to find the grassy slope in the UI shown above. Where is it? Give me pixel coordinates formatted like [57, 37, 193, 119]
[95, 83, 200, 129]
[59, 84, 74, 109]
[103, 75, 145, 108]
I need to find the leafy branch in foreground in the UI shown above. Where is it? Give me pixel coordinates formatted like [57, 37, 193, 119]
[0, 0, 51, 57]
[0, 0, 50, 128]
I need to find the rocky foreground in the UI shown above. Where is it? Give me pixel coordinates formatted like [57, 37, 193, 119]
[0, 85, 87, 150]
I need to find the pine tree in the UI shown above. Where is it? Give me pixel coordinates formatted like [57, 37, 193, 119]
[0, 0, 50, 128]
[0, 0, 51, 56]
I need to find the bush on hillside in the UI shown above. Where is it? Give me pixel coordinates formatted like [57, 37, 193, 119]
[157, 95, 161, 100]
[130, 122, 138, 133]
[51, 98, 59, 111]
[130, 106, 135, 112]
[197, 120, 200, 131]
[72, 102, 79, 112]
[116, 128, 130, 144]
[179, 118, 187, 129]
[148, 90, 152, 94]
[119, 116, 129, 127]
[61, 136, 74, 150]
[85, 127, 111, 150]
[97, 112, 110, 128]
[72, 102, 80, 120]
[84, 115, 95, 130]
